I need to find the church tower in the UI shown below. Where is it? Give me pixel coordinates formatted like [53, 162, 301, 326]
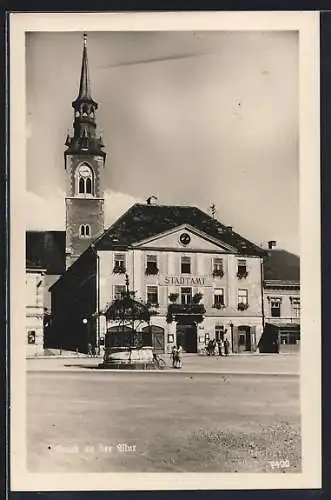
[64, 34, 106, 269]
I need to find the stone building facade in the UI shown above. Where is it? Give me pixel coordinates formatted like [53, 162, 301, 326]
[50, 203, 266, 354]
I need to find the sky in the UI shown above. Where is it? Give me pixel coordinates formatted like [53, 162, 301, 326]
[26, 31, 299, 254]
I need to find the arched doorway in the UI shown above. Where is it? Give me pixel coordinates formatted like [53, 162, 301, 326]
[176, 322, 197, 353]
[142, 325, 165, 353]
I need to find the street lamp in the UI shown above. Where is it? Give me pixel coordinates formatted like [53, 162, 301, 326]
[229, 322, 234, 354]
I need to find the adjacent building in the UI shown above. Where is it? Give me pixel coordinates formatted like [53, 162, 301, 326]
[260, 248, 300, 352]
[26, 265, 46, 356]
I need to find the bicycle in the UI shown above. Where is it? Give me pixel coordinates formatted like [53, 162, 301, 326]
[152, 352, 166, 369]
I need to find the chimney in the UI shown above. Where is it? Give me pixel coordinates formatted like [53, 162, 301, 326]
[146, 196, 158, 206]
[268, 240, 277, 250]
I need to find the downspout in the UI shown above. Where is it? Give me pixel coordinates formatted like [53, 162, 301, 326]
[96, 250, 100, 350]
[260, 256, 265, 352]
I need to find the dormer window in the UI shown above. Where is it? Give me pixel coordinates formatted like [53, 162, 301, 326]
[113, 253, 126, 274]
[145, 255, 159, 275]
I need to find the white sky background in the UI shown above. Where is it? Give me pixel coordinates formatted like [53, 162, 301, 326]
[26, 31, 299, 254]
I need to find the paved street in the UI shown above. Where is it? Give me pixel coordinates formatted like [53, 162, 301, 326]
[26, 352, 300, 375]
[27, 355, 300, 473]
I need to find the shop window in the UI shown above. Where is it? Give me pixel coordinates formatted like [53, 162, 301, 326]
[271, 299, 281, 318]
[181, 287, 192, 305]
[213, 288, 225, 308]
[145, 255, 159, 275]
[113, 285, 126, 300]
[213, 258, 224, 277]
[27, 331, 36, 344]
[181, 256, 191, 274]
[147, 286, 159, 306]
[113, 253, 126, 274]
[280, 331, 300, 345]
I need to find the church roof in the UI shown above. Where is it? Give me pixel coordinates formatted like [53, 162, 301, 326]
[93, 203, 266, 256]
[263, 249, 300, 282]
[26, 231, 66, 275]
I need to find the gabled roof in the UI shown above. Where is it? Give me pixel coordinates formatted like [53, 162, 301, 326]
[26, 231, 66, 275]
[263, 249, 300, 282]
[94, 203, 265, 256]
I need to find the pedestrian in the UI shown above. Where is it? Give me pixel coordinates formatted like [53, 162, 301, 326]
[171, 345, 178, 368]
[176, 344, 183, 369]
[224, 338, 230, 356]
[87, 342, 92, 358]
[207, 339, 213, 356]
[218, 340, 223, 357]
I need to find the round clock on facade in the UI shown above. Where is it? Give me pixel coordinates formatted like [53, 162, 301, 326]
[179, 233, 191, 245]
[78, 164, 92, 177]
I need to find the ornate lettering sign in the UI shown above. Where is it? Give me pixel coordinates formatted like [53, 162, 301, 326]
[158, 275, 213, 287]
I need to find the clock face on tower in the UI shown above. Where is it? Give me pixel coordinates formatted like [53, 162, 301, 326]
[78, 164, 92, 177]
[179, 233, 191, 246]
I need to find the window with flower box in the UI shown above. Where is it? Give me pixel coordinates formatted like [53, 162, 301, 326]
[113, 285, 126, 300]
[113, 253, 126, 274]
[237, 288, 249, 310]
[213, 288, 225, 308]
[146, 286, 159, 306]
[145, 254, 159, 275]
[213, 257, 224, 277]
[237, 259, 248, 279]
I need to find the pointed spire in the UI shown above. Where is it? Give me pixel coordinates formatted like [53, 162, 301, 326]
[77, 33, 91, 100]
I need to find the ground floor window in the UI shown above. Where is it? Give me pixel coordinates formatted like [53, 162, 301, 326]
[215, 325, 226, 341]
[280, 331, 300, 345]
[181, 287, 192, 304]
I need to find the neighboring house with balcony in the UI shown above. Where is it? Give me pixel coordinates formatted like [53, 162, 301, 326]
[49, 202, 267, 355]
[260, 249, 300, 353]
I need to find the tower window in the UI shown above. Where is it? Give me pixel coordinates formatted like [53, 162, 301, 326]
[79, 224, 91, 238]
[76, 163, 94, 195]
[86, 177, 92, 194]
